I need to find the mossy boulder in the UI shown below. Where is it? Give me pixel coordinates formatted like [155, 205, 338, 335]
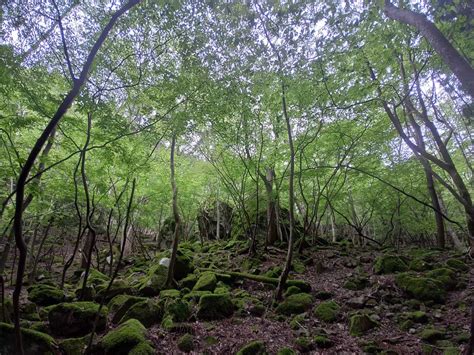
[183, 290, 212, 302]
[177, 333, 194, 353]
[276, 293, 313, 316]
[409, 258, 432, 272]
[197, 293, 234, 320]
[420, 327, 446, 343]
[0, 322, 58, 354]
[80, 269, 110, 286]
[59, 334, 92, 355]
[277, 347, 296, 355]
[174, 249, 195, 280]
[314, 300, 340, 322]
[284, 286, 302, 297]
[163, 298, 191, 322]
[395, 273, 446, 303]
[445, 258, 468, 272]
[99, 318, 154, 354]
[314, 335, 333, 348]
[120, 299, 163, 327]
[344, 276, 370, 290]
[349, 314, 378, 336]
[95, 279, 133, 301]
[404, 311, 428, 323]
[137, 264, 168, 296]
[179, 274, 198, 289]
[193, 271, 217, 292]
[237, 340, 267, 355]
[108, 295, 147, 324]
[27, 284, 65, 306]
[374, 255, 408, 274]
[426, 268, 457, 290]
[48, 301, 107, 336]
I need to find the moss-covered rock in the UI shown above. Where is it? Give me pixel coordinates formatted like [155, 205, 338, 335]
[197, 293, 234, 320]
[277, 347, 297, 355]
[48, 301, 107, 336]
[99, 318, 154, 354]
[129, 341, 155, 355]
[314, 335, 333, 348]
[234, 296, 265, 317]
[80, 269, 110, 286]
[95, 279, 133, 301]
[137, 264, 168, 296]
[177, 333, 194, 353]
[284, 286, 302, 297]
[183, 290, 212, 302]
[419, 327, 446, 343]
[295, 336, 313, 352]
[404, 311, 428, 323]
[163, 298, 191, 322]
[27, 284, 65, 306]
[193, 271, 217, 292]
[445, 258, 468, 272]
[395, 273, 446, 303]
[120, 299, 163, 327]
[237, 340, 267, 355]
[409, 258, 432, 272]
[276, 293, 313, 316]
[374, 255, 408, 274]
[343, 276, 370, 290]
[179, 274, 198, 289]
[314, 300, 340, 322]
[174, 249, 195, 280]
[108, 295, 147, 324]
[426, 268, 457, 290]
[349, 314, 378, 336]
[59, 334, 91, 355]
[0, 322, 58, 354]
[160, 289, 181, 299]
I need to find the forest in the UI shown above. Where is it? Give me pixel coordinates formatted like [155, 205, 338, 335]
[0, 0, 473, 354]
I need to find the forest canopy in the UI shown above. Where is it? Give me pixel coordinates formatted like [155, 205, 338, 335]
[0, 0, 473, 354]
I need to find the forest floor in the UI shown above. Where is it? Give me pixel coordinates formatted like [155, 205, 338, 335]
[2, 239, 471, 354]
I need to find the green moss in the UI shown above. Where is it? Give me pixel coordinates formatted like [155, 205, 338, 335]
[129, 341, 155, 355]
[374, 255, 408, 274]
[426, 268, 457, 290]
[295, 336, 313, 352]
[197, 293, 234, 320]
[100, 319, 147, 353]
[82, 269, 110, 286]
[137, 264, 168, 296]
[48, 301, 107, 336]
[164, 298, 190, 322]
[395, 273, 446, 303]
[160, 289, 181, 299]
[236, 340, 266, 355]
[183, 290, 212, 302]
[0, 298, 13, 323]
[290, 314, 305, 330]
[95, 279, 133, 301]
[344, 276, 369, 290]
[108, 295, 147, 324]
[409, 258, 432, 272]
[193, 271, 218, 292]
[177, 333, 194, 353]
[276, 293, 313, 316]
[277, 347, 296, 355]
[179, 274, 198, 289]
[0, 322, 57, 354]
[445, 258, 468, 272]
[349, 314, 378, 336]
[27, 284, 65, 306]
[120, 299, 163, 327]
[284, 286, 302, 297]
[59, 334, 90, 355]
[314, 335, 333, 348]
[404, 311, 428, 323]
[420, 327, 446, 343]
[315, 291, 333, 300]
[314, 300, 340, 322]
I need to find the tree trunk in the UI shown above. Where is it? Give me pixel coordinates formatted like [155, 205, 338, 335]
[384, 1, 474, 97]
[264, 167, 278, 247]
[166, 134, 181, 287]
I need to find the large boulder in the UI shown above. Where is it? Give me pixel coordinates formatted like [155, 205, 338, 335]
[27, 284, 65, 306]
[349, 313, 378, 336]
[193, 272, 217, 292]
[120, 299, 163, 327]
[98, 319, 154, 355]
[314, 300, 340, 322]
[137, 264, 168, 296]
[0, 322, 58, 354]
[395, 273, 446, 303]
[197, 294, 234, 320]
[276, 293, 313, 316]
[48, 301, 107, 336]
[374, 255, 408, 274]
[108, 295, 147, 324]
